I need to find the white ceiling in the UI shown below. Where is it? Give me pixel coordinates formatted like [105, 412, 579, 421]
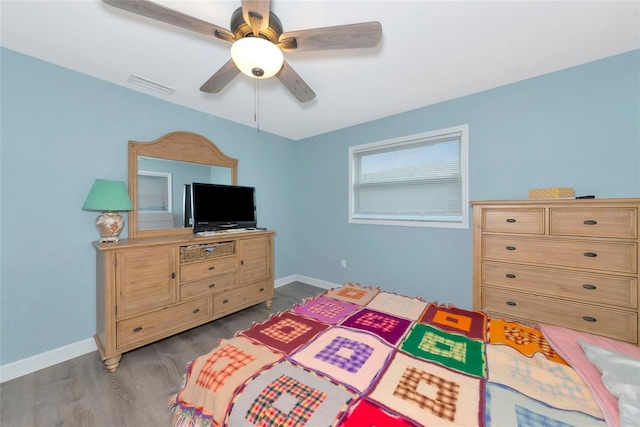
[2, 1, 639, 140]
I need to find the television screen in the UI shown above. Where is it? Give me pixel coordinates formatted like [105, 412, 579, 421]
[191, 183, 257, 233]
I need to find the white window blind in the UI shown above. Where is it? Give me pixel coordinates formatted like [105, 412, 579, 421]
[349, 125, 468, 228]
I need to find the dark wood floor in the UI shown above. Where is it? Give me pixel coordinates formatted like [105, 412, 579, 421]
[0, 282, 324, 427]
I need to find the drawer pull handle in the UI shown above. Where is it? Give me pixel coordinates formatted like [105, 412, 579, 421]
[171, 272, 176, 279]
[505, 246, 516, 251]
[506, 218, 516, 223]
[582, 284, 597, 290]
[133, 327, 142, 333]
[222, 299, 229, 304]
[506, 301, 517, 306]
[505, 274, 516, 279]
[583, 220, 598, 225]
[583, 252, 597, 258]
[582, 316, 597, 322]
[260, 287, 265, 292]
[193, 309, 200, 314]
[208, 266, 215, 270]
[208, 283, 216, 288]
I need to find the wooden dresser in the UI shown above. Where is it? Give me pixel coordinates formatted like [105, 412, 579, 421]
[93, 230, 275, 371]
[471, 199, 639, 345]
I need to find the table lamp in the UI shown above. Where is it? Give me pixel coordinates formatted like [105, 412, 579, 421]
[82, 179, 134, 242]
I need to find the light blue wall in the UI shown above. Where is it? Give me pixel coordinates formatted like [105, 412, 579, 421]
[1, 47, 638, 366]
[294, 50, 640, 306]
[0, 47, 298, 365]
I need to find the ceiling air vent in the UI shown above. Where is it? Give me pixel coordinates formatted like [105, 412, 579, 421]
[128, 74, 175, 95]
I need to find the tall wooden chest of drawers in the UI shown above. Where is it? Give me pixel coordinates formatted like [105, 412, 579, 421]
[471, 199, 639, 345]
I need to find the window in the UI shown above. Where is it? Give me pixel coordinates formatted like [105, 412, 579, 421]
[349, 125, 468, 229]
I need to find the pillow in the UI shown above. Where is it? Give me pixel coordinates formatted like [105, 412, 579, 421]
[539, 324, 640, 427]
[578, 339, 640, 427]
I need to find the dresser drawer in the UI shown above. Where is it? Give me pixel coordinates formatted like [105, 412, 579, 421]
[482, 235, 637, 273]
[481, 208, 545, 234]
[117, 298, 210, 348]
[181, 256, 236, 282]
[180, 272, 237, 300]
[550, 207, 638, 238]
[482, 261, 638, 308]
[213, 280, 272, 315]
[483, 288, 638, 343]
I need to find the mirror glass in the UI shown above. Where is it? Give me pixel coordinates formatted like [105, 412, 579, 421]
[137, 156, 232, 230]
[127, 131, 238, 239]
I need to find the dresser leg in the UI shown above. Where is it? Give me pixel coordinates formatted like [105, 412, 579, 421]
[265, 299, 273, 309]
[104, 354, 122, 372]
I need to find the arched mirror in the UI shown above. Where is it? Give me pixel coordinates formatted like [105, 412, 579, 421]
[128, 131, 238, 238]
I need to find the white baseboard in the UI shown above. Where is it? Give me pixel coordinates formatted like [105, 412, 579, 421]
[293, 274, 339, 290]
[0, 338, 97, 383]
[274, 274, 298, 288]
[0, 275, 341, 383]
[274, 274, 338, 290]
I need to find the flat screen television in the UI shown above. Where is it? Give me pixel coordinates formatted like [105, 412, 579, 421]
[190, 182, 257, 233]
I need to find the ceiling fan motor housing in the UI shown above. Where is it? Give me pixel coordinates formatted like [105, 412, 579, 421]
[230, 7, 283, 42]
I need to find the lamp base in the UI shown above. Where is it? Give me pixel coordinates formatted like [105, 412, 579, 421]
[96, 212, 124, 243]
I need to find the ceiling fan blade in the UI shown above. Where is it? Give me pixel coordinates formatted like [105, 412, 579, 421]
[279, 21, 382, 52]
[200, 60, 240, 93]
[276, 61, 315, 103]
[102, 0, 235, 42]
[241, 0, 270, 35]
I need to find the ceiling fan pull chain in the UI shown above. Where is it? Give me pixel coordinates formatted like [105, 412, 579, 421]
[254, 78, 261, 133]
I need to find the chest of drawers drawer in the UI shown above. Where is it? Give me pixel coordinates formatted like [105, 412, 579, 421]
[481, 261, 637, 308]
[213, 280, 272, 315]
[180, 256, 236, 282]
[483, 288, 638, 343]
[481, 208, 545, 234]
[482, 235, 637, 273]
[180, 272, 237, 300]
[550, 207, 637, 238]
[117, 297, 210, 349]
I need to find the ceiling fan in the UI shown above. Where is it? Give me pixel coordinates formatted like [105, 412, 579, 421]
[103, 0, 382, 102]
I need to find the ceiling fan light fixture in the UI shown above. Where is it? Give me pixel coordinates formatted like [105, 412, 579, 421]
[230, 37, 284, 79]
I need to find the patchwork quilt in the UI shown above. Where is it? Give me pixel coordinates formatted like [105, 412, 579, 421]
[169, 283, 607, 427]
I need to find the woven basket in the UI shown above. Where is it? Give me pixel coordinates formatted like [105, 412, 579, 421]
[180, 241, 235, 263]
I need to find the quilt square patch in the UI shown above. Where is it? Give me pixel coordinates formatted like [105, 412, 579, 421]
[488, 319, 566, 364]
[341, 308, 412, 345]
[368, 351, 483, 426]
[400, 323, 486, 378]
[485, 382, 605, 426]
[225, 360, 356, 427]
[174, 336, 282, 426]
[486, 345, 604, 419]
[324, 282, 380, 306]
[290, 326, 394, 394]
[293, 295, 361, 324]
[240, 311, 329, 354]
[419, 304, 487, 340]
[366, 292, 427, 320]
[339, 398, 415, 427]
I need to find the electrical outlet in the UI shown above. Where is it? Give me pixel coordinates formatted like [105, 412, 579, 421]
[341, 259, 347, 268]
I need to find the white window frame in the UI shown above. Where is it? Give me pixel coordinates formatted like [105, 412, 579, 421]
[348, 125, 469, 229]
[137, 170, 173, 213]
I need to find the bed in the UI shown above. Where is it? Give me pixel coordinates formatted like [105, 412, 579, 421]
[169, 282, 640, 427]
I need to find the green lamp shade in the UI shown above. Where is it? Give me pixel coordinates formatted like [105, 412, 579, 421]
[82, 179, 133, 212]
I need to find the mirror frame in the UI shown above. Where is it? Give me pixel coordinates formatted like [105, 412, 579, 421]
[128, 131, 238, 239]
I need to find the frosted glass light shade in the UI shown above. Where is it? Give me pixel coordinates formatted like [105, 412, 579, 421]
[231, 37, 284, 79]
